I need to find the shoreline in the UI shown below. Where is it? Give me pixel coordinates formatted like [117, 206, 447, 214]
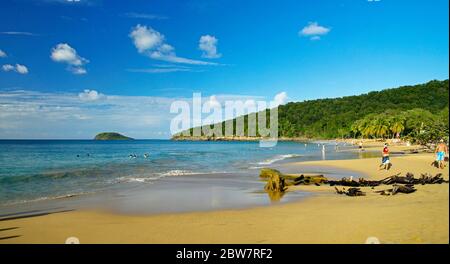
[171, 136, 315, 142]
[1, 148, 448, 244]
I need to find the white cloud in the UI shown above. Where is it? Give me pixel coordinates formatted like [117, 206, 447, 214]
[0, 50, 28, 74]
[123, 12, 168, 20]
[299, 22, 331, 40]
[127, 67, 199, 74]
[71, 67, 87, 75]
[129, 25, 164, 53]
[0, 90, 267, 139]
[42, 0, 96, 5]
[199, 35, 221, 59]
[78, 89, 105, 101]
[2, 64, 29, 74]
[129, 25, 218, 66]
[367, 0, 381, 2]
[50, 43, 89, 74]
[204, 95, 221, 108]
[60, 16, 88, 22]
[2, 64, 14, 72]
[127, 64, 205, 74]
[0, 32, 40, 36]
[300, 22, 330, 35]
[273, 92, 288, 106]
[0, 90, 175, 139]
[44, 0, 100, 6]
[244, 99, 256, 108]
[50, 43, 85, 66]
[15, 64, 29, 74]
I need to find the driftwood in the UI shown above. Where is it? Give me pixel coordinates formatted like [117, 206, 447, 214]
[262, 169, 287, 192]
[260, 168, 327, 186]
[259, 168, 283, 179]
[293, 174, 328, 185]
[380, 173, 447, 185]
[328, 177, 381, 187]
[328, 173, 448, 187]
[260, 168, 448, 198]
[335, 187, 366, 196]
[375, 184, 416, 195]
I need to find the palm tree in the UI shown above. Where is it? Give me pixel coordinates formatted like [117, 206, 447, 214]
[371, 117, 390, 139]
[390, 116, 405, 138]
[358, 116, 375, 138]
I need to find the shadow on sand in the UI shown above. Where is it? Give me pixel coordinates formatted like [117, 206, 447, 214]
[0, 208, 75, 242]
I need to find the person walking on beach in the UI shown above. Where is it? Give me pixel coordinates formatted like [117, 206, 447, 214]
[435, 139, 448, 169]
[379, 143, 391, 170]
[358, 141, 364, 151]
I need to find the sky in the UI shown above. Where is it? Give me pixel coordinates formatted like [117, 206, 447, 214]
[0, 0, 448, 139]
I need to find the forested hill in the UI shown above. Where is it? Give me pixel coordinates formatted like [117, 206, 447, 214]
[277, 79, 448, 138]
[173, 79, 449, 140]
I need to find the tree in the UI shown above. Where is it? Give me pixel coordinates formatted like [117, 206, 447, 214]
[175, 80, 449, 140]
[389, 115, 406, 138]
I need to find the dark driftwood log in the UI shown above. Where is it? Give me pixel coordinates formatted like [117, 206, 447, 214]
[259, 168, 283, 179]
[328, 173, 448, 188]
[375, 184, 416, 195]
[262, 169, 287, 192]
[260, 168, 327, 186]
[293, 174, 328, 186]
[260, 169, 447, 197]
[328, 178, 378, 187]
[335, 187, 366, 196]
[392, 185, 416, 195]
[419, 173, 447, 184]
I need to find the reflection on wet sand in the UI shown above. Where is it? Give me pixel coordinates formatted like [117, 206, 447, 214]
[266, 190, 286, 202]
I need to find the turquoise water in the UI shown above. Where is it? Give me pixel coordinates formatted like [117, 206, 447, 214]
[0, 140, 358, 207]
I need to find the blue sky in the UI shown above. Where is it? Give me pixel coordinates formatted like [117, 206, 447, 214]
[0, 0, 448, 139]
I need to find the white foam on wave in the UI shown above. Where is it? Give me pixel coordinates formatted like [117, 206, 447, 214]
[115, 177, 158, 183]
[257, 154, 302, 165]
[160, 170, 201, 177]
[115, 170, 207, 184]
[248, 166, 264, 170]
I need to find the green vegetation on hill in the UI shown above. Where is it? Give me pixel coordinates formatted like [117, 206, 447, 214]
[94, 132, 133, 140]
[174, 80, 449, 144]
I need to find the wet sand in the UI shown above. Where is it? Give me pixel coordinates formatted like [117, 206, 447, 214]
[0, 151, 448, 244]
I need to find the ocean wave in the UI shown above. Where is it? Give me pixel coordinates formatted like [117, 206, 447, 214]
[0, 191, 93, 207]
[114, 170, 203, 184]
[257, 154, 302, 165]
[248, 166, 264, 170]
[160, 170, 201, 176]
[115, 176, 159, 183]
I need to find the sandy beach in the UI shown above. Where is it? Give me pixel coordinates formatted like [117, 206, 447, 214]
[1, 148, 448, 244]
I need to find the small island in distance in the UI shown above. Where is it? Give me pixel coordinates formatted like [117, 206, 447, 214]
[94, 132, 134, 140]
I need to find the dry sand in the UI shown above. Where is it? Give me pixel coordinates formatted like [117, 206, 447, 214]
[1, 152, 448, 244]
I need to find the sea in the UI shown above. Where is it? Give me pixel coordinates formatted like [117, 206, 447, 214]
[0, 140, 365, 215]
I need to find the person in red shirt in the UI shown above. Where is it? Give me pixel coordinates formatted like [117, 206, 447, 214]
[379, 143, 391, 170]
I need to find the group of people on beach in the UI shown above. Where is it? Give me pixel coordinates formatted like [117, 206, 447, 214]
[378, 139, 448, 171]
